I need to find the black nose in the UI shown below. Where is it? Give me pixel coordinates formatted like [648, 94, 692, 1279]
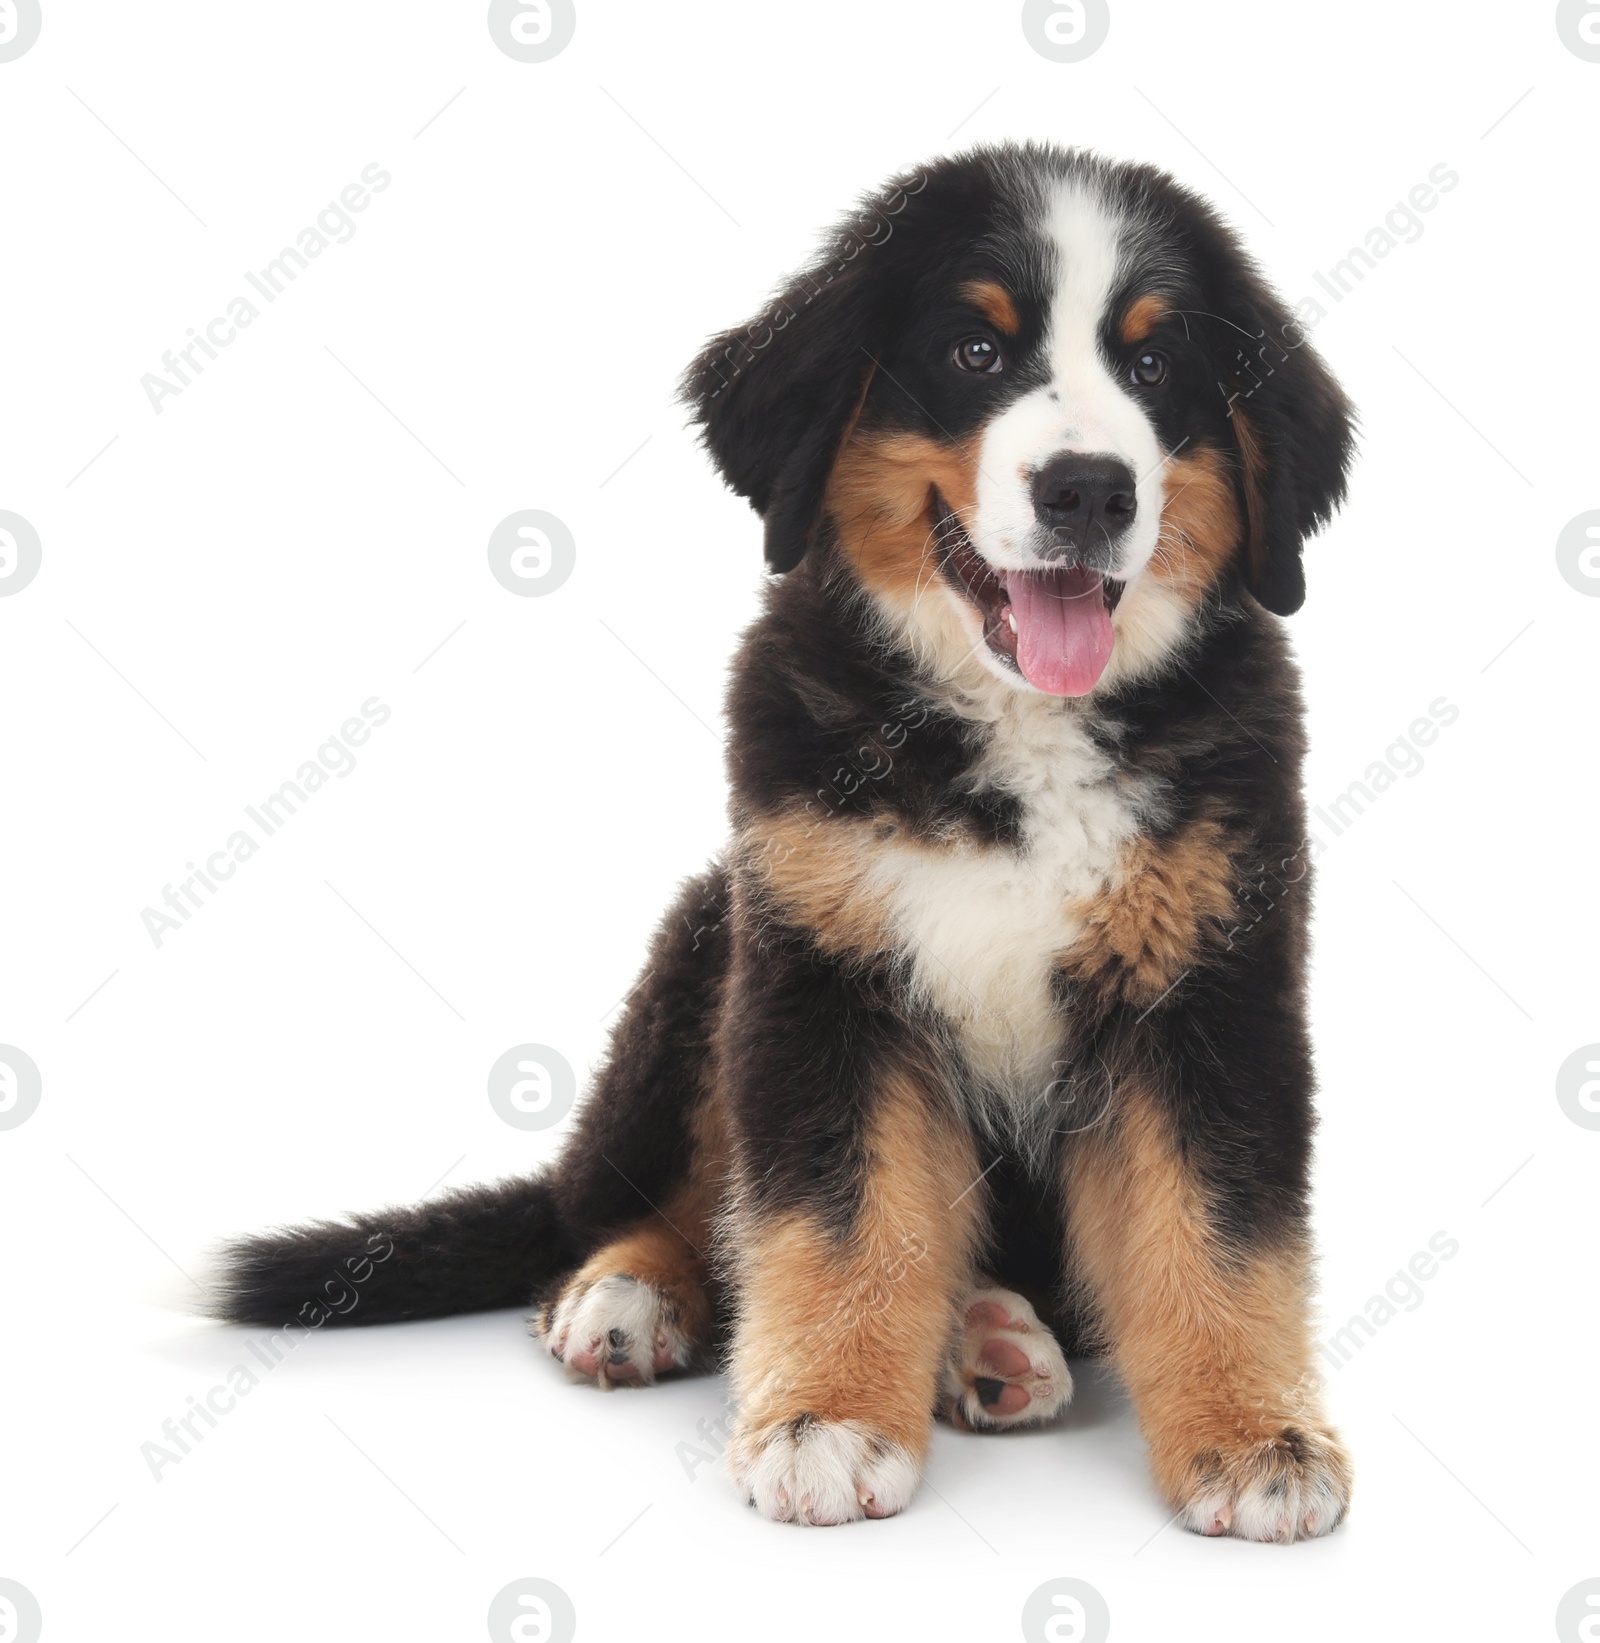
[1030, 454, 1138, 563]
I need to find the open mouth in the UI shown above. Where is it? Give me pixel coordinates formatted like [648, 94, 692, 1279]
[931, 492, 1123, 697]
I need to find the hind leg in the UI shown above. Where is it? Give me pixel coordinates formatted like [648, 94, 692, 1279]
[533, 1062, 727, 1389]
[531, 1210, 714, 1387]
[941, 1282, 1073, 1430]
[529, 871, 731, 1387]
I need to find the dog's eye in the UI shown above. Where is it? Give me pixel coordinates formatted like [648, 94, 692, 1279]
[952, 337, 1003, 375]
[1130, 350, 1169, 386]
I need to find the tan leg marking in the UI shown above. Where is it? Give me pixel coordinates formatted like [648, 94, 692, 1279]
[532, 1088, 729, 1386]
[727, 1068, 982, 1523]
[1063, 818, 1238, 1007]
[1065, 1086, 1351, 1541]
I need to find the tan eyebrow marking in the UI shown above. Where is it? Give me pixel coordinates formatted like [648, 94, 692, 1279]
[1120, 293, 1169, 345]
[960, 279, 1021, 336]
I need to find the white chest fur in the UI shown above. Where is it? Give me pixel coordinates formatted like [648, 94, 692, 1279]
[869, 692, 1154, 1109]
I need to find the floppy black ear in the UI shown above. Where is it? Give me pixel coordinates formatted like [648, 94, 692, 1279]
[1217, 285, 1355, 616]
[681, 215, 893, 573]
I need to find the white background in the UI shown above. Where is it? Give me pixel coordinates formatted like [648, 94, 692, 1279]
[2, 2, 1596, 1639]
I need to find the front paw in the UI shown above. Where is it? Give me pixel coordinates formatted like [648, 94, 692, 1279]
[728, 1413, 922, 1526]
[1171, 1424, 1352, 1543]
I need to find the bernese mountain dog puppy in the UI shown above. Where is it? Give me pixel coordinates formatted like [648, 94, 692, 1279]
[213, 142, 1356, 1542]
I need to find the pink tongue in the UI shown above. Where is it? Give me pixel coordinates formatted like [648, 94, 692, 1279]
[1003, 566, 1115, 696]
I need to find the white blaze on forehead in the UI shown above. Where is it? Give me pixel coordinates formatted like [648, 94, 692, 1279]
[971, 178, 1165, 576]
[1043, 180, 1126, 385]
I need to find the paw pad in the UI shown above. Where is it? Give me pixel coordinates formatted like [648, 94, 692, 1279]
[944, 1285, 1073, 1431]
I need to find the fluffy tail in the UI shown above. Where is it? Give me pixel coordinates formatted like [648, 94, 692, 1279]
[207, 1174, 574, 1327]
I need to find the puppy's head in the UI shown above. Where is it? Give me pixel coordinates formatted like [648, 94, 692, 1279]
[684, 144, 1354, 696]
